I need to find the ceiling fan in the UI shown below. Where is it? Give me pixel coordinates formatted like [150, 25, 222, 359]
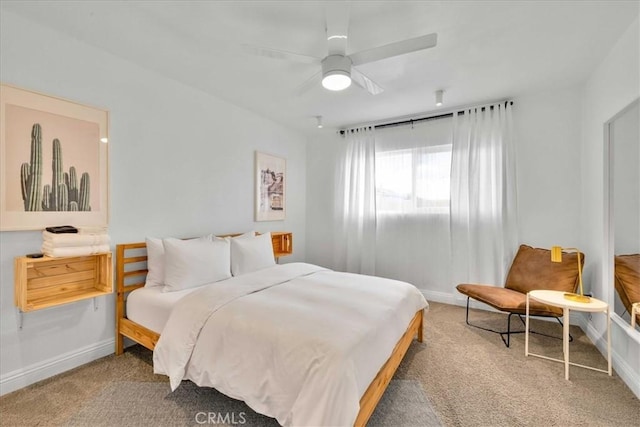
[241, 3, 437, 96]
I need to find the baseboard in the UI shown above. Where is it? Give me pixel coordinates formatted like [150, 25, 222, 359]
[421, 289, 459, 306]
[423, 289, 483, 309]
[585, 321, 640, 399]
[0, 338, 114, 396]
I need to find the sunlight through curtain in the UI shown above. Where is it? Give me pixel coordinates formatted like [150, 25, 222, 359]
[374, 118, 453, 293]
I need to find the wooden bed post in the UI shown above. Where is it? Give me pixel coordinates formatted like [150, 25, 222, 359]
[115, 242, 150, 355]
[115, 244, 125, 355]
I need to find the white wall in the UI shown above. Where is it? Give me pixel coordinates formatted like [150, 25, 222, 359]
[580, 17, 639, 398]
[0, 10, 307, 395]
[513, 86, 583, 251]
[305, 131, 344, 269]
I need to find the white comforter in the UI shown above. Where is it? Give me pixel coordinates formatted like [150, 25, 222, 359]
[153, 263, 428, 427]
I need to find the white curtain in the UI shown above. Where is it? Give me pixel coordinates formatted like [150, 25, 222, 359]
[450, 103, 518, 287]
[333, 102, 517, 295]
[334, 127, 377, 275]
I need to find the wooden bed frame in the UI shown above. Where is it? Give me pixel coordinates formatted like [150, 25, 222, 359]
[115, 239, 424, 427]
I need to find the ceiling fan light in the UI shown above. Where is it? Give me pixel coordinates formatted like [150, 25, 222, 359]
[322, 72, 351, 91]
[321, 55, 352, 91]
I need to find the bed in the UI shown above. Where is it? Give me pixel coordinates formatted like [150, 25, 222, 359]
[115, 234, 427, 426]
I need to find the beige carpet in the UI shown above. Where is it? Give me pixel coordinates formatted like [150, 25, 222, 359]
[396, 302, 639, 426]
[1, 302, 638, 426]
[62, 379, 440, 426]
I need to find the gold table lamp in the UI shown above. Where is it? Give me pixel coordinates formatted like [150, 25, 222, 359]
[551, 246, 590, 303]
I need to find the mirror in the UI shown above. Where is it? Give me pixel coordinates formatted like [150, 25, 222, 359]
[606, 97, 639, 332]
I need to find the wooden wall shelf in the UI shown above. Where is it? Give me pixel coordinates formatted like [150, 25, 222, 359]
[271, 232, 293, 259]
[14, 253, 113, 312]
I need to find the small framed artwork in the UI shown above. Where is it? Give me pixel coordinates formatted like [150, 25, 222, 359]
[255, 151, 286, 221]
[0, 84, 109, 231]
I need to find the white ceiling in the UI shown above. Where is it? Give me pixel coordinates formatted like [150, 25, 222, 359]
[3, 1, 638, 137]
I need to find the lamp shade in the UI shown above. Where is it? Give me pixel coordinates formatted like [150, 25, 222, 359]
[322, 73, 351, 91]
[551, 246, 563, 263]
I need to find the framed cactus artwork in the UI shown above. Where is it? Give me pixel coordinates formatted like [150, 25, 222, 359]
[255, 151, 286, 221]
[0, 84, 109, 231]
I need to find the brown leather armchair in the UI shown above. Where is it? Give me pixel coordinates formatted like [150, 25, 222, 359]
[614, 254, 640, 327]
[456, 244, 584, 347]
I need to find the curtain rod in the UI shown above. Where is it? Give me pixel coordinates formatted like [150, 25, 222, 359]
[339, 100, 514, 135]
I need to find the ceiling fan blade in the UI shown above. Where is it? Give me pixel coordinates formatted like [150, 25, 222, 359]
[241, 44, 321, 65]
[348, 33, 437, 66]
[325, 1, 351, 55]
[351, 68, 384, 95]
[292, 71, 322, 97]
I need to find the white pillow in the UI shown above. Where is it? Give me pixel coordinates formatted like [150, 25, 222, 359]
[230, 232, 276, 276]
[145, 237, 165, 287]
[163, 237, 231, 292]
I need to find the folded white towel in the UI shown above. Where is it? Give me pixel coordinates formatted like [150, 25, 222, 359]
[42, 231, 110, 247]
[41, 243, 110, 258]
[78, 226, 108, 235]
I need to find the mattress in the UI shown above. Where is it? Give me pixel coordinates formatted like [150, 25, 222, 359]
[126, 286, 201, 334]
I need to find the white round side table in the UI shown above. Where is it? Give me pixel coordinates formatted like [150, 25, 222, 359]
[525, 289, 612, 380]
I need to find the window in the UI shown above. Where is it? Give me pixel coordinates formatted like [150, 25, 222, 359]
[375, 144, 452, 214]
